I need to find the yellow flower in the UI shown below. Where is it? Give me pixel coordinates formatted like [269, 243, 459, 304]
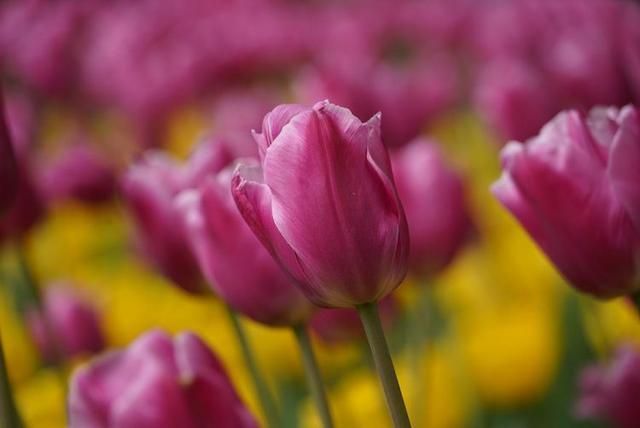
[15, 369, 66, 428]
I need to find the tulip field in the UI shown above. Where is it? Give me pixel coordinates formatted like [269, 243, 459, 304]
[1, 0, 640, 427]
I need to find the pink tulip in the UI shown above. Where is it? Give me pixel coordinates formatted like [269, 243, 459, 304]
[492, 105, 640, 298]
[576, 346, 640, 428]
[232, 101, 409, 308]
[27, 285, 104, 363]
[177, 164, 314, 326]
[40, 142, 116, 204]
[69, 330, 257, 428]
[122, 142, 232, 293]
[391, 139, 472, 276]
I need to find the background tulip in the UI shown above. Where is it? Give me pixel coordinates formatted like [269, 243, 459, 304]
[576, 346, 640, 428]
[492, 105, 640, 298]
[177, 164, 314, 326]
[233, 101, 409, 308]
[68, 330, 257, 428]
[26, 285, 104, 363]
[0, 93, 18, 215]
[391, 139, 472, 276]
[121, 142, 231, 293]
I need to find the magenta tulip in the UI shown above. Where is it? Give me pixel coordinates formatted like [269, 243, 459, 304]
[232, 101, 409, 308]
[41, 142, 116, 204]
[576, 346, 640, 428]
[492, 105, 640, 298]
[177, 164, 314, 326]
[27, 285, 104, 363]
[69, 330, 257, 428]
[122, 142, 232, 293]
[391, 139, 472, 276]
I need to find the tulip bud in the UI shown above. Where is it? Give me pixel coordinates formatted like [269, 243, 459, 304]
[576, 346, 640, 428]
[122, 141, 232, 293]
[232, 101, 409, 308]
[26, 285, 104, 363]
[492, 105, 640, 298]
[310, 296, 397, 344]
[177, 164, 314, 326]
[68, 330, 257, 428]
[40, 143, 116, 204]
[391, 139, 472, 276]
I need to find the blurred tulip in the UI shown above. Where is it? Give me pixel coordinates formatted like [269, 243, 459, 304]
[310, 296, 397, 344]
[0, 92, 18, 215]
[68, 330, 257, 428]
[391, 139, 472, 276]
[26, 285, 104, 363]
[576, 346, 640, 428]
[122, 142, 232, 293]
[41, 142, 116, 205]
[177, 164, 314, 327]
[473, 59, 557, 142]
[492, 105, 640, 298]
[232, 101, 409, 308]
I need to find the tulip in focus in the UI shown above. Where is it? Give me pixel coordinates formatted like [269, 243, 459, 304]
[232, 101, 409, 308]
[576, 346, 640, 428]
[122, 141, 232, 293]
[68, 330, 257, 428]
[26, 285, 104, 364]
[391, 139, 472, 276]
[492, 105, 640, 298]
[177, 163, 314, 326]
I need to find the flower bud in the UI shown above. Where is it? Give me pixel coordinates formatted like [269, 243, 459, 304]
[391, 139, 472, 276]
[492, 105, 640, 298]
[27, 285, 104, 363]
[232, 101, 409, 308]
[69, 330, 257, 428]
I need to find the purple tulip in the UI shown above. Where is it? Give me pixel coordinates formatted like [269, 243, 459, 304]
[27, 285, 104, 363]
[69, 330, 257, 428]
[177, 164, 314, 326]
[310, 296, 397, 344]
[576, 346, 640, 428]
[232, 101, 409, 308]
[122, 142, 232, 293]
[492, 105, 640, 298]
[391, 139, 472, 276]
[40, 142, 116, 204]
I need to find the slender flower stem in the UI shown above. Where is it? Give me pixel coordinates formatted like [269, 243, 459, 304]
[358, 302, 412, 428]
[224, 305, 280, 428]
[292, 325, 334, 428]
[0, 333, 23, 428]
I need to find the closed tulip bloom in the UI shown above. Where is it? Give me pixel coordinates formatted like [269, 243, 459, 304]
[576, 346, 640, 428]
[177, 164, 314, 326]
[27, 285, 104, 363]
[391, 139, 472, 276]
[122, 142, 231, 293]
[41, 143, 116, 204]
[232, 101, 409, 308]
[492, 105, 640, 298]
[69, 330, 257, 428]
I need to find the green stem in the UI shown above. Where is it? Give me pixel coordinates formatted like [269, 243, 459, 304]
[358, 302, 412, 428]
[225, 306, 280, 428]
[292, 325, 334, 428]
[631, 292, 640, 316]
[0, 332, 23, 428]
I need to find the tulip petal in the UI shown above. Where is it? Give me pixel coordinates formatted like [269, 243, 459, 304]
[608, 106, 640, 235]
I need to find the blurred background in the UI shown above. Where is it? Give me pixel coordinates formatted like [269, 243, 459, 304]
[1, 0, 640, 426]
